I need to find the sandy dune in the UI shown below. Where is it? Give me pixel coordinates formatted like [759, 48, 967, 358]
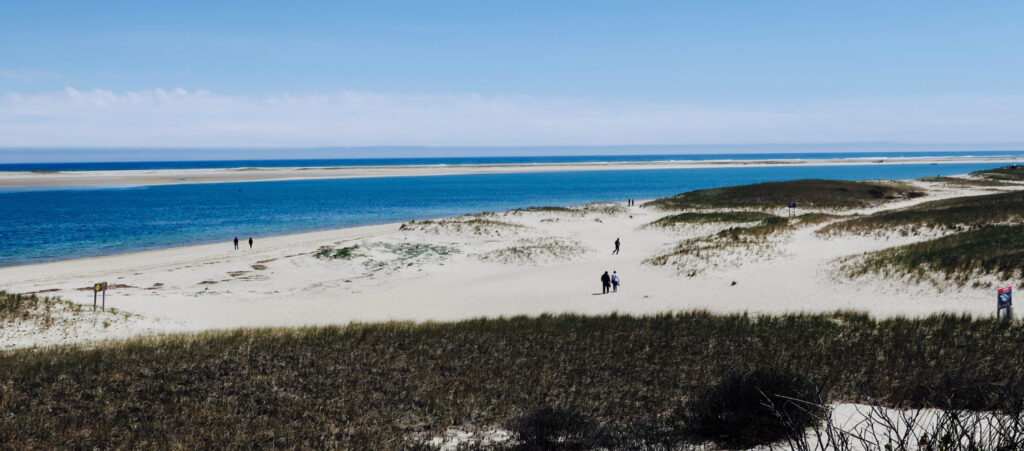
[1, 177, 1018, 349]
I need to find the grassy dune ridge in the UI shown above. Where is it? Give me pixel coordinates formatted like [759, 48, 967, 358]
[820, 190, 1024, 236]
[972, 165, 1024, 182]
[644, 179, 924, 211]
[2, 312, 1023, 448]
[844, 224, 1024, 284]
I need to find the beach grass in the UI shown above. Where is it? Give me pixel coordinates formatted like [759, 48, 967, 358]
[917, 176, 1010, 187]
[842, 224, 1024, 284]
[413, 218, 525, 235]
[313, 244, 361, 259]
[0, 291, 80, 327]
[647, 211, 778, 227]
[512, 206, 574, 213]
[575, 202, 627, 216]
[1, 312, 1023, 448]
[644, 179, 925, 211]
[476, 238, 584, 264]
[820, 190, 1024, 236]
[971, 165, 1024, 182]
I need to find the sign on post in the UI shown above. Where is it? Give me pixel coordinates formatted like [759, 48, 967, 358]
[93, 282, 107, 311]
[998, 286, 1012, 319]
[787, 202, 797, 217]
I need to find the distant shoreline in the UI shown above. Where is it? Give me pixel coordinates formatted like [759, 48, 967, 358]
[1, 155, 1020, 187]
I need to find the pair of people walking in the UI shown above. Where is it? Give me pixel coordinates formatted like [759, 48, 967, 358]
[600, 270, 621, 294]
[233, 236, 253, 250]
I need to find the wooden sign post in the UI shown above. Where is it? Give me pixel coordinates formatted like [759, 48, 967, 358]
[93, 282, 107, 311]
[787, 201, 797, 217]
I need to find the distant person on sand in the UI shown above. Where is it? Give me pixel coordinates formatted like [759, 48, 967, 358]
[248, 237, 253, 249]
[601, 271, 611, 294]
[613, 238, 620, 255]
[612, 271, 620, 292]
[233, 236, 239, 250]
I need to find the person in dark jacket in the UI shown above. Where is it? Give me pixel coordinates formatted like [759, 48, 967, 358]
[248, 237, 253, 249]
[601, 271, 611, 294]
[233, 236, 239, 250]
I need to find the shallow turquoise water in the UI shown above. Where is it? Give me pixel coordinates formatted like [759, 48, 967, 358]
[0, 163, 1004, 266]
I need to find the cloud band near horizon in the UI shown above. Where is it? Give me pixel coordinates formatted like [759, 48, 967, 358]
[1, 87, 1023, 148]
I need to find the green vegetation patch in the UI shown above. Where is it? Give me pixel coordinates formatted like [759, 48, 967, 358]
[313, 244, 361, 259]
[1, 291, 80, 326]
[512, 206, 574, 213]
[716, 216, 792, 241]
[821, 190, 1024, 236]
[375, 242, 457, 259]
[2, 312, 1024, 448]
[414, 218, 526, 235]
[648, 211, 778, 227]
[644, 179, 924, 211]
[918, 176, 1010, 187]
[843, 224, 1024, 283]
[647, 217, 795, 268]
[1, 290, 129, 332]
[477, 238, 584, 264]
[575, 203, 627, 216]
[971, 165, 1024, 181]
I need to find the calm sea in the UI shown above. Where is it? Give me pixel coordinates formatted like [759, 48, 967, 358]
[0, 162, 1008, 267]
[2, 150, 1024, 171]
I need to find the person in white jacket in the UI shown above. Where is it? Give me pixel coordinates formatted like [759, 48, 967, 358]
[611, 271, 620, 292]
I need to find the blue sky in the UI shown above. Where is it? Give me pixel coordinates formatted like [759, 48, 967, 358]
[1, 1, 1023, 155]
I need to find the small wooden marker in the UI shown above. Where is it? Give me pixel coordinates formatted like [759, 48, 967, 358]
[93, 282, 107, 311]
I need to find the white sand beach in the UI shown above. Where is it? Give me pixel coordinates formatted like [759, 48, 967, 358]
[2, 176, 1019, 350]
[1, 155, 1020, 187]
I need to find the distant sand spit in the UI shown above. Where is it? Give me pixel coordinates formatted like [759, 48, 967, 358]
[1, 155, 1020, 187]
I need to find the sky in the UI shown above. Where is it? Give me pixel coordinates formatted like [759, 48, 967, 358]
[1, 1, 1023, 160]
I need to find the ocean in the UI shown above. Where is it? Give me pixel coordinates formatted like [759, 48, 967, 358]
[2, 150, 1024, 172]
[0, 161, 1008, 267]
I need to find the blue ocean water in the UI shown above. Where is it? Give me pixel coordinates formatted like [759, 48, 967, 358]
[2, 150, 1023, 172]
[0, 162, 1007, 267]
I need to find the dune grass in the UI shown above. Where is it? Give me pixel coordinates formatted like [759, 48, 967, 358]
[413, 218, 525, 236]
[1, 291, 81, 327]
[971, 165, 1024, 182]
[512, 206, 574, 213]
[575, 202, 627, 216]
[476, 238, 584, 264]
[647, 211, 778, 227]
[1, 312, 1023, 448]
[647, 216, 797, 268]
[313, 244, 361, 259]
[843, 224, 1024, 284]
[821, 190, 1024, 236]
[644, 179, 925, 211]
[918, 176, 1010, 187]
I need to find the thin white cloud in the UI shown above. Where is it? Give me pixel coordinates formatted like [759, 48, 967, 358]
[0, 87, 1022, 147]
[0, 68, 62, 81]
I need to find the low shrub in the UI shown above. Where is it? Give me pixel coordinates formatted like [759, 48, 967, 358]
[509, 407, 609, 450]
[672, 367, 825, 448]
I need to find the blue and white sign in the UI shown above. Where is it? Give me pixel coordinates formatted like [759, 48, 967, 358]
[998, 286, 1012, 309]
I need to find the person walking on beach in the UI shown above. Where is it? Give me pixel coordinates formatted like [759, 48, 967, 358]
[601, 271, 611, 294]
[233, 236, 239, 250]
[613, 238, 621, 255]
[248, 237, 253, 249]
[611, 271, 620, 292]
